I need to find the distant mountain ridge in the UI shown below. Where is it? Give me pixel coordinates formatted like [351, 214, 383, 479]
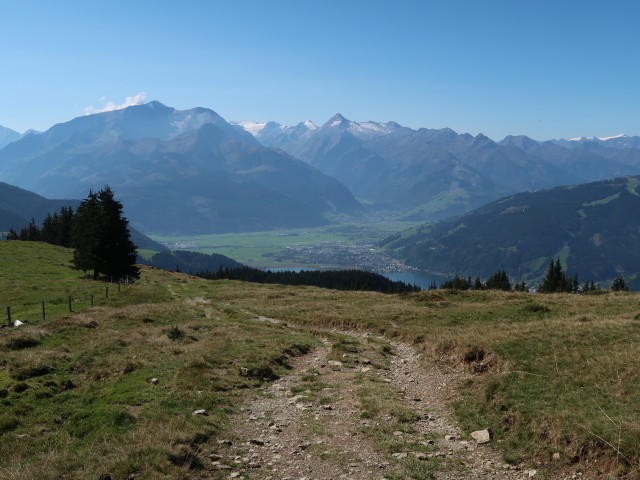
[237, 115, 640, 221]
[0, 125, 21, 150]
[0, 181, 166, 252]
[381, 176, 640, 286]
[0, 102, 361, 234]
[0, 181, 78, 232]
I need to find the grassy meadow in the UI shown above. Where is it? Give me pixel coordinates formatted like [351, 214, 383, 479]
[2, 242, 640, 478]
[149, 221, 422, 267]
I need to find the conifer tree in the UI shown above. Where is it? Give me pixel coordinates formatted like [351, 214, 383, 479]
[71, 186, 139, 281]
[485, 270, 512, 291]
[611, 276, 628, 292]
[539, 257, 573, 293]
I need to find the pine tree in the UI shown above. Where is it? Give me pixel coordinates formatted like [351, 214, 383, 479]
[611, 276, 628, 292]
[513, 279, 528, 292]
[539, 257, 573, 293]
[485, 270, 512, 291]
[71, 186, 139, 281]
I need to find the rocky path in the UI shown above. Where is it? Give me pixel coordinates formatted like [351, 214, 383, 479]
[211, 327, 540, 479]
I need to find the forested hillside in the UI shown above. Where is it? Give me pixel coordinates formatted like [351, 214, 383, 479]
[382, 176, 640, 286]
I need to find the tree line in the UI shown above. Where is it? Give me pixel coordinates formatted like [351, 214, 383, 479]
[435, 259, 629, 293]
[6, 187, 139, 282]
[196, 266, 421, 294]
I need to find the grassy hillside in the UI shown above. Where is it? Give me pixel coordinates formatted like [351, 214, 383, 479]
[2, 242, 640, 478]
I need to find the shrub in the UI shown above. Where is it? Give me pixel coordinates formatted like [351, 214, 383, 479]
[166, 326, 185, 340]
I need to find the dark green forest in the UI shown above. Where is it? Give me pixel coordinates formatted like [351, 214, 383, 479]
[197, 266, 421, 294]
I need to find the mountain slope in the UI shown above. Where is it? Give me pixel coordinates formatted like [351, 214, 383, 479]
[241, 115, 640, 221]
[381, 176, 640, 284]
[244, 115, 573, 219]
[0, 181, 167, 251]
[0, 181, 78, 231]
[0, 103, 361, 234]
[0, 125, 21, 149]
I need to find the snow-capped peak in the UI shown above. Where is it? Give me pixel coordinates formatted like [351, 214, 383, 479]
[303, 120, 317, 130]
[598, 133, 626, 141]
[567, 134, 627, 142]
[234, 120, 268, 136]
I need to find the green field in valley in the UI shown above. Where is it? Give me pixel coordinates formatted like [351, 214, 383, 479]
[149, 221, 423, 267]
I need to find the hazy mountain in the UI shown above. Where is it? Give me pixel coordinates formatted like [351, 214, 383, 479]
[0, 181, 78, 231]
[381, 176, 640, 285]
[0, 102, 361, 234]
[0, 125, 21, 149]
[553, 134, 640, 150]
[239, 115, 640, 221]
[240, 115, 573, 220]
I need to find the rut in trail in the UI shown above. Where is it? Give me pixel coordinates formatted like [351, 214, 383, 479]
[212, 329, 539, 479]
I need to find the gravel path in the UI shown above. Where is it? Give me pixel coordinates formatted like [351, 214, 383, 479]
[211, 327, 542, 479]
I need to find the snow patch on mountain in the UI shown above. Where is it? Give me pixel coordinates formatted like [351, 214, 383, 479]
[567, 134, 627, 142]
[598, 134, 627, 141]
[234, 120, 268, 136]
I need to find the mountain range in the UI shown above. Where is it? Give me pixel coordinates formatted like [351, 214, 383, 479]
[380, 176, 640, 287]
[2, 102, 640, 242]
[0, 102, 361, 234]
[238, 116, 640, 221]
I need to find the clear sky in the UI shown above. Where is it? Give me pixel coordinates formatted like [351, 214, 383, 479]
[2, 0, 639, 140]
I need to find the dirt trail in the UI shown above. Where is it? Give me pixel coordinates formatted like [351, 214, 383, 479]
[213, 328, 540, 479]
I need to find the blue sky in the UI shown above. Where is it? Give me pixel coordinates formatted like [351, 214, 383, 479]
[2, 0, 639, 140]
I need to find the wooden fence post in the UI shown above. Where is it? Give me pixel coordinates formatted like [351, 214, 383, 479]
[106, 286, 109, 299]
[6, 306, 10, 327]
[68, 296, 72, 312]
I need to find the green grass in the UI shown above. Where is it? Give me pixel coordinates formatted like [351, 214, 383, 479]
[583, 192, 621, 207]
[0, 242, 320, 479]
[3, 242, 640, 478]
[149, 221, 422, 267]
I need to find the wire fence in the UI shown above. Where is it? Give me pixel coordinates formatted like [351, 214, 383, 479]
[2, 282, 128, 330]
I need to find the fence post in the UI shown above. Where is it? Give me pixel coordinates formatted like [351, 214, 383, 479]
[68, 296, 72, 312]
[106, 286, 109, 299]
[42, 301, 45, 321]
[6, 306, 10, 327]
[118, 283, 121, 293]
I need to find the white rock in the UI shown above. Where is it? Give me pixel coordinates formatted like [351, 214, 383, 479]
[471, 429, 491, 444]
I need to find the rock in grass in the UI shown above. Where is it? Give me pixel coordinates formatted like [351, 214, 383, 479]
[471, 429, 491, 444]
[192, 409, 208, 416]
